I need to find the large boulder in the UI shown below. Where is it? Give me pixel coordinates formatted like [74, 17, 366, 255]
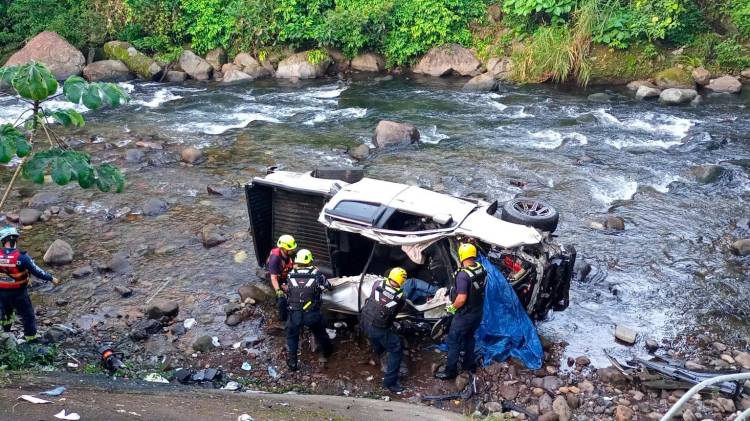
[691, 164, 725, 183]
[635, 85, 661, 100]
[692, 67, 711, 86]
[462, 73, 497, 92]
[3, 31, 85, 80]
[351, 53, 385, 72]
[654, 67, 694, 89]
[238, 283, 274, 303]
[166, 71, 187, 82]
[27, 192, 59, 209]
[144, 300, 179, 319]
[731, 239, 750, 256]
[104, 41, 162, 80]
[413, 44, 481, 77]
[205, 48, 226, 70]
[179, 50, 213, 81]
[233, 53, 272, 79]
[222, 69, 253, 83]
[373, 120, 420, 148]
[44, 239, 74, 265]
[19, 208, 42, 225]
[742, 68, 750, 81]
[626, 80, 656, 91]
[83, 60, 134, 82]
[659, 88, 697, 105]
[276, 51, 331, 79]
[705, 76, 742, 94]
[487, 57, 513, 81]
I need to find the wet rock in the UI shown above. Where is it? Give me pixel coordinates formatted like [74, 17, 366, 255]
[19, 208, 42, 225]
[685, 361, 706, 370]
[645, 339, 659, 353]
[655, 67, 694, 89]
[413, 44, 480, 77]
[238, 283, 274, 303]
[692, 67, 711, 85]
[614, 405, 634, 420]
[743, 68, 750, 80]
[627, 80, 657, 91]
[690, 164, 725, 184]
[145, 300, 179, 319]
[4, 31, 85, 80]
[222, 69, 252, 83]
[455, 372, 470, 390]
[351, 53, 385, 72]
[659, 88, 698, 105]
[42, 325, 69, 343]
[712, 341, 728, 352]
[125, 148, 145, 163]
[179, 50, 213, 81]
[115, 285, 133, 298]
[130, 319, 161, 341]
[71, 265, 93, 278]
[720, 354, 735, 364]
[28, 192, 60, 209]
[373, 120, 420, 148]
[487, 57, 513, 81]
[55, 298, 68, 306]
[579, 380, 594, 394]
[575, 356, 591, 367]
[715, 397, 735, 413]
[636, 85, 661, 100]
[349, 144, 370, 160]
[225, 312, 246, 326]
[180, 147, 204, 164]
[201, 224, 227, 248]
[706, 75, 742, 94]
[166, 71, 187, 82]
[192, 335, 216, 352]
[552, 396, 572, 421]
[615, 325, 637, 344]
[605, 215, 625, 231]
[566, 393, 579, 409]
[597, 367, 627, 384]
[233, 53, 272, 79]
[276, 51, 331, 79]
[588, 93, 610, 102]
[43, 239, 74, 265]
[730, 239, 750, 256]
[735, 351, 750, 369]
[4, 213, 19, 223]
[205, 48, 226, 71]
[539, 393, 553, 413]
[573, 259, 591, 282]
[484, 401, 503, 412]
[142, 198, 168, 216]
[499, 383, 519, 400]
[171, 323, 186, 336]
[542, 376, 562, 391]
[83, 60, 134, 82]
[538, 413, 559, 421]
[462, 73, 497, 92]
[682, 408, 697, 421]
[103, 41, 162, 80]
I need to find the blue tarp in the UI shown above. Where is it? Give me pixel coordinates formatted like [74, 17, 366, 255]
[475, 255, 544, 369]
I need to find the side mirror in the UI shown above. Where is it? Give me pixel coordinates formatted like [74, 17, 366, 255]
[487, 200, 499, 215]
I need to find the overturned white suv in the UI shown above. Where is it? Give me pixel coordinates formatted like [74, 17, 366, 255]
[245, 168, 576, 321]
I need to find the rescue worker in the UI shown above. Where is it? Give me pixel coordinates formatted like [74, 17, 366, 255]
[268, 234, 297, 322]
[436, 243, 486, 380]
[361, 267, 408, 393]
[285, 249, 333, 371]
[0, 226, 59, 341]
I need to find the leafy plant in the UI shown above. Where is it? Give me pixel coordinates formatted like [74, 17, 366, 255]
[502, 0, 577, 25]
[730, 0, 750, 38]
[272, 0, 333, 47]
[180, 0, 238, 54]
[317, 0, 393, 58]
[714, 38, 750, 71]
[0, 343, 57, 370]
[231, 0, 276, 56]
[592, 2, 635, 49]
[0, 62, 129, 210]
[305, 48, 329, 64]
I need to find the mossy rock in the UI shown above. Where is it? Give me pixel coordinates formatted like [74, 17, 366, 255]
[588, 44, 667, 85]
[103, 41, 162, 80]
[654, 66, 695, 89]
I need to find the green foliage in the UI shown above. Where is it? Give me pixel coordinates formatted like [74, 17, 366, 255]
[305, 48, 329, 64]
[592, 2, 636, 49]
[0, 125, 31, 163]
[503, 0, 576, 24]
[180, 0, 238, 54]
[0, 343, 57, 370]
[383, 0, 486, 66]
[272, 0, 333, 47]
[62, 76, 130, 110]
[643, 43, 659, 59]
[730, 0, 750, 38]
[8, 62, 58, 102]
[22, 149, 125, 191]
[317, 0, 393, 58]
[714, 38, 750, 71]
[231, 0, 276, 56]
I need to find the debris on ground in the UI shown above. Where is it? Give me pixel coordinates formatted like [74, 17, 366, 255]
[237, 415, 254, 421]
[241, 362, 252, 371]
[41, 386, 66, 396]
[144, 373, 170, 383]
[183, 318, 196, 329]
[267, 366, 279, 379]
[18, 395, 52, 404]
[222, 381, 241, 391]
[54, 409, 81, 420]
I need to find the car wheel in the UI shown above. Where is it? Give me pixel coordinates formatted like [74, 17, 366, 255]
[430, 316, 451, 344]
[500, 197, 559, 233]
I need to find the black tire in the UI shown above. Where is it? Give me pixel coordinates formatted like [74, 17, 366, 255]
[500, 197, 559, 233]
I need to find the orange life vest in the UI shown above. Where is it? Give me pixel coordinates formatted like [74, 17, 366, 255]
[0, 249, 29, 289]
[267, 247, 293, 282]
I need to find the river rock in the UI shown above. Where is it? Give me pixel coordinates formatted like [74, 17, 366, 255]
[575, 356, 591, 367]
[373, 120, 420, 147]
[3, 31, 85, 80]
[233, 53, 272, 79]
[691, 164, 725, 183]
[115, 285, 133, 297]
[72, 265, 93, 278]
[538, 413, 559, 421]
[588, 93, 611, 102]
[351, 53, 385, 72]
[276, 51, 331, 79]
[192, 335, 216, 352]
[705, 75, 742, 93]
[125, 148, 145, 164]
[42, 325, 70, 344]
[636, 85, 661, 100]
[487, 57, 513, 81]
[552, 396, 572, 421]
[413, 44, 480, 77]
[597, 367, 628, 384]
[201, 224, 227, 248]
[180, 147, 203, 164]
[614, 405, 634, 421]
[166, 71, 187, 82]
[742, 68, 750, 80]
[103, 251, 130, 274]
[83, 60, 134, 82]
[615, 325, 637, 344]
[736, 351, 750, 369]
[222, 69, 253, 83]
[238, 283, 274, 303]
[601, 215, 625, 231]
[499, 383, 519, 400]
[27, 192, 59, 209]
[484, 401, 502, 413]
[205, 48, 225, 70]
[462, 73, 497, 92]
[539, 393, 553, 413]
[142, 198, 168, 216]
[19, 208, 42, 225]
[659, 88, 698, 105]
[715, 397, 736, 413]
[654, 67, 694, 89]
[349, 144, 370, 160]
[145, 300, 179, 319]
[179, 50, 213, 81]
[130, 319, 160, 341]
[731, 239, 750, 256]
[626, 80, 657, 91]
[692, 67, 711, 85]
[104, 41, 162, 80]
[645, 338, 659, 352]
[43, 239, 73, 265]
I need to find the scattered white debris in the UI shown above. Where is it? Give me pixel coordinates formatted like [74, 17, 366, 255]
[232, 342, 242, 349]
[237, 414, 254, 421]
[222, 381, 241, 391]
[17, 395, 52, 404]
[326, 328, 337, 340]
[183, 318, 196, 329]
[241, 362, 252, 371]
[211, 336, 221, 347]
[343, 390, 350, 396]
[41, 386, 66, 396]
[66, 362, 78, 369]
[366, 376, 374, 381]
[143, 373, 169, 383]
[54, 410, 81, 420]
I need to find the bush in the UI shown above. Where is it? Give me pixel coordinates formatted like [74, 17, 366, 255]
[123, 0, 185, 51]
[180, 0, 240, 54]
[503, 0, 576, 25]
[730, 0, 750, 38]
[714, 38, 750, 71]
[272, 0, 333, 48]
[231, 0, 276, 56]
[317, 0, 393, 58]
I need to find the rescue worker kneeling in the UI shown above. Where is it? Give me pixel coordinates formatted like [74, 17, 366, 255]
[436, 243, 486, 380]
[285, 249, 333, 371]
[361, 267, 408, 393]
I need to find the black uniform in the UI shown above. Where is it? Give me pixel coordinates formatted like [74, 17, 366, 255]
[445, 263, 486, 375]
[285, 266, 333, 370]
[0, 247, 54, 339]
[360, 279, 406, 388]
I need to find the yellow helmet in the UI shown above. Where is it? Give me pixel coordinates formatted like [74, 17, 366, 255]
[387, 267, 407, 286]
[458, 243, 477, 262]
[277, 234, 297, 251]
[294, 249, 313, 265]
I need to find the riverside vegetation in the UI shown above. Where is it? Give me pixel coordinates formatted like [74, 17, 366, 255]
[1, 0, 750, 85]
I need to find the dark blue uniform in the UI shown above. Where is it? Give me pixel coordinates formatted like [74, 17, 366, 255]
[285, 266, 333, 370]
[361, 280, 406, 389]
[445, 264, 485, 375]
[0, 248, 54, 339]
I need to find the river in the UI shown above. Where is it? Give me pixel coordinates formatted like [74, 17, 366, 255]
[1, 74, 749, 366]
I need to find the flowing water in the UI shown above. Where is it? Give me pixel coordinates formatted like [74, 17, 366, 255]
[1, 74, 749, 366]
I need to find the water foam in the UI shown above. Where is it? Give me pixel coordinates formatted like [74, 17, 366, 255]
[591, 176, 639, 205]
[591, 108, 695, 149]
[527, 130, 587, 149]
[133, 89, 183, 108]
[179, 112, 281, 134]
[303, 107, 367, 126]
[420, 125, 449, 144]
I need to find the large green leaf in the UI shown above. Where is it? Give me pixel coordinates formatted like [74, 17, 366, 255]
[62, 76, 87, 104]
[21, 151, 51, 183]
[21, 149, 124, 192]
[11, 62, 58, 101]
[100, 83, 130, 107]
[95, 163, 125, 193]
[81, 84, 104, 110]
[0, 66, 19, 86]
[50, 156, 74, 185]
[49, 109, 85, 128]
[0, 124, 30, 163]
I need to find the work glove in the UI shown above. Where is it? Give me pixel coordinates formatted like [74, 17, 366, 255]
[276, 289, 286, 298]
[445, 304, 457, 315]
[51, 277, 61, 286]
